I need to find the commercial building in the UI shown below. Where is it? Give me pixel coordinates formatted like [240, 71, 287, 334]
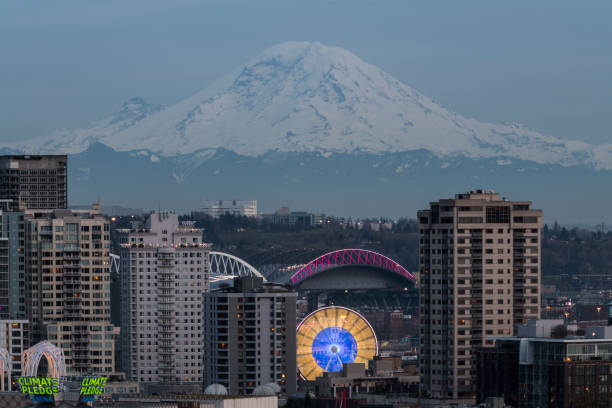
[315, 362, 415, 398]
[25, 203, 115, 375]
[198, 200, 258, 218]
[203, 276, 297, 395]
[0, 200, 26, 319]
[262, 207, 321, 227]
[0, 155, 67, 210]
[119, 212, 210, 389]
[417, 189, 542, 399]
[478, 319, 612, 408]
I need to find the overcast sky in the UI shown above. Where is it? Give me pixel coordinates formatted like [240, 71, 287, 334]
[1, 0, 611, 145]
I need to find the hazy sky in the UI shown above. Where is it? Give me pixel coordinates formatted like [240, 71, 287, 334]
[1, 0, 611, 145]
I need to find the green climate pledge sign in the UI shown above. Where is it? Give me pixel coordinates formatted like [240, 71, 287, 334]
[80, 376, 108, 398]
[18, 376, 108, 403]
[18, 377, 59, 402]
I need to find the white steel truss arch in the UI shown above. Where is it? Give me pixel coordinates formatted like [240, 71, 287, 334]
[0, 347, 10, 391]
[22, 341, 66, 379]
[209, 251, 265, 280]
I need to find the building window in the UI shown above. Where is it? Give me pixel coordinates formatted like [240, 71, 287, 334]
[486, 206, 510, 224]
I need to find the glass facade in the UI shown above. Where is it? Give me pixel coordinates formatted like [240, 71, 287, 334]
[481, 339, 612, 408]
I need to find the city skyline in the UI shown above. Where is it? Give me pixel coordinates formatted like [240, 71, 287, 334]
[0, 1, 610, 405]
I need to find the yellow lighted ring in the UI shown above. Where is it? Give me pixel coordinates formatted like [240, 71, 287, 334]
[296, 306, 378, 381]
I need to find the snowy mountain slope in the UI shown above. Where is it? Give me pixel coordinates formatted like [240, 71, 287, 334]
[14, 97, 164, 154]
[8, 42, 612, 169]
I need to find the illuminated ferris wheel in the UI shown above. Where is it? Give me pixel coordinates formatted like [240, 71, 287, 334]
[296, 306, 378, 381]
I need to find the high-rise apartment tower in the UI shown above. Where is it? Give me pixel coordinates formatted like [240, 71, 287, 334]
[203, 276, 297, 395]
[119, 212, 210, 392]
[25, 204, 115, 375]
[0, 200, 26, 319]
[418, 189, 542, 399]
[0, 155, 67, 210]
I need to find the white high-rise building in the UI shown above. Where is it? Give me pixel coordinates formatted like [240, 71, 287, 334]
[119, 212, 210, 391]
[200, 200, 257, 218]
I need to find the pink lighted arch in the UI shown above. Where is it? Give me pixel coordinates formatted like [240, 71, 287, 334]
[290, 249, 414, 285]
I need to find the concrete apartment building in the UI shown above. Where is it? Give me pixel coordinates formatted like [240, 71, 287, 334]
[25, 203, 115, 375]
[418, 189, 542, 399]
[0, 155, 67, 211]
[119, 212, 210, 391]
[203, 276, 297, 395]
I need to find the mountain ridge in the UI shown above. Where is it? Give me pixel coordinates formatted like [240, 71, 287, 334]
[6, 41, 612, 170]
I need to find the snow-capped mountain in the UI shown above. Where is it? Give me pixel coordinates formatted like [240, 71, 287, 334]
[4, 41, 612, 221]
[9, 41, 612, 170]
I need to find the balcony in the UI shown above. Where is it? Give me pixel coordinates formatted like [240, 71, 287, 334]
[64, 303, 82, 310]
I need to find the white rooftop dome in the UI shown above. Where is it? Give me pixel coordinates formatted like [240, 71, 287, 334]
[204, 383, 228, 395]
[265, 382, 282, 394]
[252, 385, 276, 396]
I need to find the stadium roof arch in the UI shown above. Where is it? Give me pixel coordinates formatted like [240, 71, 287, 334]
[290, 249, 414, 290]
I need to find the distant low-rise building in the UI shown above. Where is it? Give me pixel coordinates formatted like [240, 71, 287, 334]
[197, 200, 258, 218]
[262, 207, 321, 227]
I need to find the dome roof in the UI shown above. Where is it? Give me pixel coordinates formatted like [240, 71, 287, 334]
[265, 382, 282, 394]
[252, 385, 276, 396]
[204, 383, 228, 395]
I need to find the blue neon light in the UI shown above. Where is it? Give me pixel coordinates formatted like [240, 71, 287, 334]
[311, 327, 358, 372]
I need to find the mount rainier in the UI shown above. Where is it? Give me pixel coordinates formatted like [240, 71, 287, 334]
[4, 42, 611, 220]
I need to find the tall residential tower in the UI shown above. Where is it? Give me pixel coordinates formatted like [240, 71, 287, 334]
[0, 200, 26, 319]
[0, 155, 67, 211]
[25, 204, 115, 375]
[418, 189, 542, 399]
[119, 212, 210, 392]
[203, 276, 297, 395]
